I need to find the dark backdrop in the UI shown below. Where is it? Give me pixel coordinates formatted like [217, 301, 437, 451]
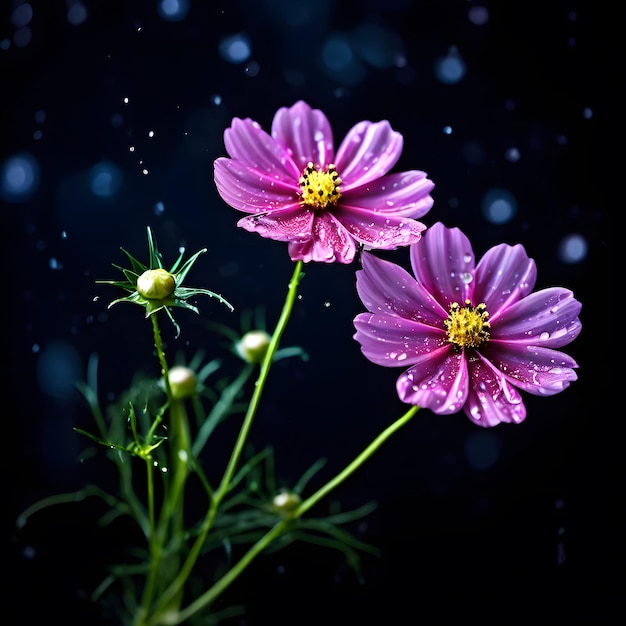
[2, 1, 615, 624]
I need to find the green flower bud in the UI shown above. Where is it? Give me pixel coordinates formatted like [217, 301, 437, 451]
[137, 268, 176, 300]
[235, 330, 271, 364]
[168, 365, 197, 399]
[272, 490, 302, 517]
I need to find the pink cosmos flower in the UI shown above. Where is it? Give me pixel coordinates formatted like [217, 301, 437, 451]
[353, 222, 582, 427]
[214, 100, 434, 263]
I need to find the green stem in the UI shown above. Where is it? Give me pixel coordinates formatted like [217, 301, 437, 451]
[295, 404, 420, 517]
[143, 261, 303, 623]
[173, 520, 290, 624]
[216, 260, 303, 498]
[151, 314, 173, 400]
[140, 312, 184, 618]
[141, 456, 158, 619]
[168, 404, 420, 623]
[167, 399, 191, 535]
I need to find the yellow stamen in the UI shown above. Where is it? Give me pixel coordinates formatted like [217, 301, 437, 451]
[444, 299, 490, 349]
[298, 161, 342, 209]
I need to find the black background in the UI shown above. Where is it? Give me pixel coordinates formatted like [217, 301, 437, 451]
[1, 1, 616, 624]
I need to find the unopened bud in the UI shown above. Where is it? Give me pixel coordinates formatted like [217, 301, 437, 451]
[137, 268, 176, 300]
[236, 330, 271, 364]
[168, 366, 197, 399]
[272, 490, 301, 516]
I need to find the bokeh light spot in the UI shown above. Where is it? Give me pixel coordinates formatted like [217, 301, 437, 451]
[1, 152, 40, 202]
[320, 35, 366, 86]
[36, 340, 82, 399]
[352, 23, 405, 70]
[89, 161, 123, 197]
[158, 0, 190, 22]
[467, 6, 489, 26]
[505, 147, 521, 162]
[219, 33, 252, 64]
[434, 47, 466, 84]
[321, 36, 353, 72]
[558, 233, 588, 264]
[481, 188, 517, 224]
[66, 2, 87, 25]
[11, 3, 33, 27]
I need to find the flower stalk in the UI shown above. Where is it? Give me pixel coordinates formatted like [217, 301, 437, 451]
[164, 403, 420, 624]
[143, 260, 304, 623]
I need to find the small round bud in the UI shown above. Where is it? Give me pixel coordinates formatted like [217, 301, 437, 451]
[168, 366, 197, 399]
[235, 330, 271, 364]
[137, 268, 176, 300]
[272, 490, 301, 516]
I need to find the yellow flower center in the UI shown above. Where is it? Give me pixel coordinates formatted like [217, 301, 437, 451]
[137, 268, 176, 300]
[298, 162, 342, 209]
[444, 299, 490, 349]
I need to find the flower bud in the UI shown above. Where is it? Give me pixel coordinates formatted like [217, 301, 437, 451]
[137, 268, 176, 300]
[272, 490, 301, 516]
[235, 330, 271, 364]
[168, 365, 197, 399]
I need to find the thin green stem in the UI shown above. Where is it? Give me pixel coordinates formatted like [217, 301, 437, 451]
[141, 456, 158, 619]
[167, 404, 420, 624]
[139, 312, 182, 619]
[216, 260, 303, 498]
[143, 261, 303, 623]
[172, 520, 290, 624]
[295, 404, 420, 517]
[151, 314, 173, 401]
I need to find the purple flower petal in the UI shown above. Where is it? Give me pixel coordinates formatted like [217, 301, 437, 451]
[271, 101, 335, 171]
[490, 287, 582, 348]
[214, 159, 299, 213]
[223, 117, 299, 180]
[465, 357, 527, 426]
[237, 207, 313, 242]
[337, 207, 426, 250]
[287, 211, 356, 263]
[356, 252, 446, 323]
[410, 222, 476, 308]
[396, 348, 469, 414]
[343, 171, 435, 217]
[353, 312, 447, 366]
[335, 120, 403, 190]
[474, 243, 537, 321]
[481, 342, 579, 396]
